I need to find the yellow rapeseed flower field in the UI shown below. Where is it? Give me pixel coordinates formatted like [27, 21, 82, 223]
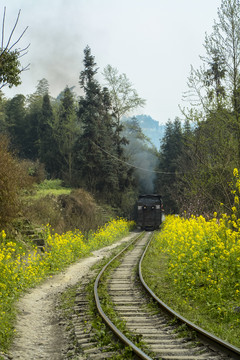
[0, 218, 135, 350]
[153, 169, 240, 332]
[155, 215, 240, 306]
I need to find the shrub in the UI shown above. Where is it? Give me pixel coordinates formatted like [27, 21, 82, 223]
[0, 135, 31, 229]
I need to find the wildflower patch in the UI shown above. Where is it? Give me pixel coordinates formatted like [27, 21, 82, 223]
[0, 218, 135, 351]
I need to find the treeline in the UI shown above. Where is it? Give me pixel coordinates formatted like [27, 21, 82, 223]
[0, 46, 157, 223]
[156, 0, 240, 215]
[2, 0, 240, 223]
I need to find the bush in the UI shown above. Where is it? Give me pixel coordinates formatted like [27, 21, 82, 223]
[0, 135, 31, 228]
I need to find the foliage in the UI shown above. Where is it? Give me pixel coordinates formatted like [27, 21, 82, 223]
[0, 50, 22, 88]
[145, 171, 240, 346]
[5, 94, 27, 156]
[75, 46, 135, 207]
[148, 215, 240, 346]
[23, 186, 113, 235]
[35, 179, 63, 190]
[0, 91, 7, 132]
[56, 86, 79, 183]
[172, 0, 240, 214]
[156, 214, 240, 307]
[38, 93, 58, 176]
[0, 8, 29, 89]
[0, 135, 31, 228]
[1, 45, 152, 216]
[0, 218, 134, 351]
[76, 46, 115, 194]
[175, 111, 237, 215]
[155, 118, 184, 213]
[103, 64, 145, 172]
[103, 64, 146, 122]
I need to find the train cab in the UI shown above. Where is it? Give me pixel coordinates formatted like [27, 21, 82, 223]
[137, 194, 163, 230]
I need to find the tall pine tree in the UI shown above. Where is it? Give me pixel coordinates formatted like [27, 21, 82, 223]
[38, 93, 60, 177]
[57, 86, 78, 183]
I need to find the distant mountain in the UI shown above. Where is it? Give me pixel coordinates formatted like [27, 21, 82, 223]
[134, 115, 165, 149]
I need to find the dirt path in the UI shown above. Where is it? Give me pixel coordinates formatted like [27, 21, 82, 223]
[9, 233, 136, 360]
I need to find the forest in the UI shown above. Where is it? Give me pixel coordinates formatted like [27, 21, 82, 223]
[1, 0, 240, 229]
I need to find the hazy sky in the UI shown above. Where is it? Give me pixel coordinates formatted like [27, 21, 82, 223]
[2, 0, 221, 124]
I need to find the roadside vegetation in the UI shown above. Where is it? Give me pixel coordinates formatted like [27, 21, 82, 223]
[142, 169, 240, 348]
[0, 218, 135, 351]
[1, 0, 240, 356]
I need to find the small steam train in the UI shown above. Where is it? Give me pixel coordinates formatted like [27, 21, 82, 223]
[137, 194, 163, 230]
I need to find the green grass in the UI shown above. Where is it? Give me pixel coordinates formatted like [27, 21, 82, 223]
[36, 179, 64, 190]
[141, 238, 240, 348]
[27, 179, 71, 200]
[31, 188, 71, 199]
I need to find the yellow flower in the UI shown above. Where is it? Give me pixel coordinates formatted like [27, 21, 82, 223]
[1, 230, 6, 239]
[233, 168, 239, 177]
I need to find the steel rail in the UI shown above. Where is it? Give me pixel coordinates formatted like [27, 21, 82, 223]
[94, 232, 153, 360]
[138, 234, 240, 360]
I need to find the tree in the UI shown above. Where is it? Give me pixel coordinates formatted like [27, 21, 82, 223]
[38, 93, 59, 176]
[0, 135, 31, 228]
[76, 47, 134, 207]
[155, 118, 183, 213]
[185, 0, 240, 161]
[0, 91, 7, 132]
[23, 79, 50, 160]
[35, 78, 49, 97]
[94, 86, 120, 202]
[203, 48, 226, 106]
[76, 46, 119, 195]
[103, 64, 146, 156]
[76, 46, 105, 192]
[177, 111, 237, 215]
[0, 7, 29, 89]
[103, 65, 146, 120]
[179, 0, 240, 215]
[209, 0, 240, 112]
[5, 94, 27, 156]
[57, 86, 78, 183]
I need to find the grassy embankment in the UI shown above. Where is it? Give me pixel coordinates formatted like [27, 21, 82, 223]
[21, 179, 113, 235]
[142, 169, 240, 348]
[0, 180, 135, 353]
[142, 212, 240, 348]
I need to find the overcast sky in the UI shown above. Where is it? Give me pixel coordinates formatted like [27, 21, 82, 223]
[2, 0, 221, 124]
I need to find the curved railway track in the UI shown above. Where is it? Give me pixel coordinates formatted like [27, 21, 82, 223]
[73, 231, 240, 359]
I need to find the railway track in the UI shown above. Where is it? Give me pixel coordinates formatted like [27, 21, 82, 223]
[73, 231, 240, 359]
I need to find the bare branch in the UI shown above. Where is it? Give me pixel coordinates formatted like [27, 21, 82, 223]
[21, 63, 30, 72]
[7, 25, 29, 52]
[1, 7, 6, 50]
[4, 9, 21, 50]
[18, 43, 30, 53]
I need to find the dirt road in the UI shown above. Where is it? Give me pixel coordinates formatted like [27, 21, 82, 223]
[9, 233, 136, 360]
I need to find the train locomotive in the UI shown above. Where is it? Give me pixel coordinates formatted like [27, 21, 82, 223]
[137, 194, 163, 230]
